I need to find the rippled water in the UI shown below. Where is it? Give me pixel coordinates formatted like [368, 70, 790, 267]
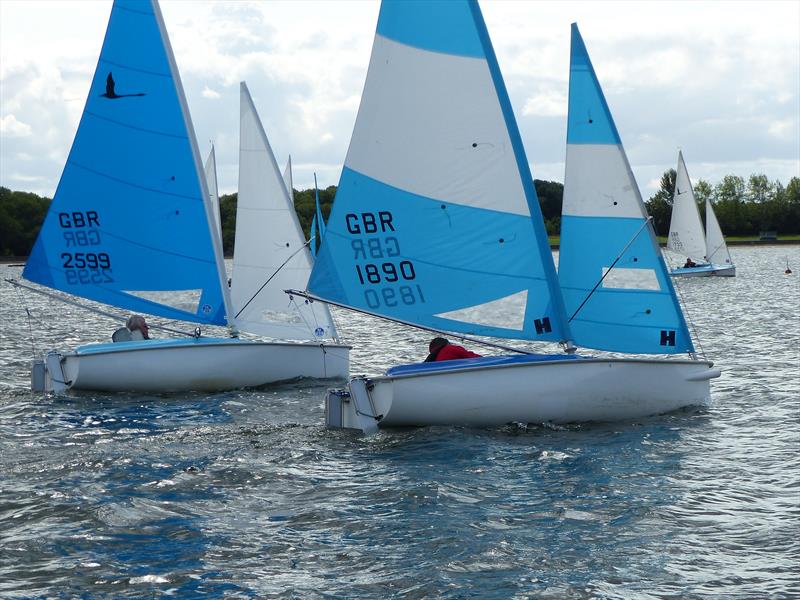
[1, 246, 798, 599]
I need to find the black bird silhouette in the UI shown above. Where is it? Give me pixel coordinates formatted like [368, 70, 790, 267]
[100, 72, 145, 99]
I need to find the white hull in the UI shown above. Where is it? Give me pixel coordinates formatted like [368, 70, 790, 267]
[670, 264, 736, 278]
[328, 356, 720, 430]
[36, 338, 350, 393]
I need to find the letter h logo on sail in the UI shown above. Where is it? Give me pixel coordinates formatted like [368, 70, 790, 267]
[660, 330, 676, 346]
[534, 317, 552, 335]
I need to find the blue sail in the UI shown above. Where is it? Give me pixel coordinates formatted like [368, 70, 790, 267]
[309, 214, 318, 257]
[23, 0, 228, 325]
[314, 173, 327, 238]
[308, 0, 570, 342]
[558, 24, 694, 354]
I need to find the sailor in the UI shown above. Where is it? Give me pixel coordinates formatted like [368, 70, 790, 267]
[424, 337, 481, 362]
[683, 258, 697, 268]
[126, 315, 151, 340]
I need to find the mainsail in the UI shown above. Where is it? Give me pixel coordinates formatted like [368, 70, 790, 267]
[667, 151, 707, 261]
[308, 0, 569, 342]
[558, 23, 694, 354]
[23, 0, 229, 325]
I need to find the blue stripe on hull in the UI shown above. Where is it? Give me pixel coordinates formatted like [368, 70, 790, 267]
[387, 353, 583, 376]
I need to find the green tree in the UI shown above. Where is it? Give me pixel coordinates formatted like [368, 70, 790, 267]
[746, 174, 773, 204]
[534, 179, 563, 236]
[0, 187, 51, 256]
[714, 175, 748, 234]
[645, 169, 677, 235]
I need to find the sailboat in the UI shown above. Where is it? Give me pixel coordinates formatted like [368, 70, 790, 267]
[292, 2, 719, 431]
[667, 151, 736, 277]
[13, 0, 349, 394]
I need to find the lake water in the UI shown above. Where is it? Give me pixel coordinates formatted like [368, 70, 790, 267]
[1, 245, 798, 599]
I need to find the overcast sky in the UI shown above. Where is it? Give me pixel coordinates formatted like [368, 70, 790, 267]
[1, 0, 798, 199]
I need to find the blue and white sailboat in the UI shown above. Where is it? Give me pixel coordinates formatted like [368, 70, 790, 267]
[296, 2, 719, 429]
[667, 151, 736, 277]
[14, 0, 348, 393]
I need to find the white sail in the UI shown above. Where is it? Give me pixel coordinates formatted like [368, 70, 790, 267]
[231, 82, 337, 341]
[667, 151, 707, 261]
[705, 198, 732, 266]
[204, 145, 223, 246]
[282, 155, 294, 201]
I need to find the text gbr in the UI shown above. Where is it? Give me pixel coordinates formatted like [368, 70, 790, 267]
[345, 211, 425, 309]
[58, 211, 113, 285]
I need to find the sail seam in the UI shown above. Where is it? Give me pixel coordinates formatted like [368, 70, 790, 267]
[84, 110, 189, 140]
[68, 160, 201, 201]
[99, 58, 170, 78]
[97, 229, 216, 264]
[114, 4, 155, 17]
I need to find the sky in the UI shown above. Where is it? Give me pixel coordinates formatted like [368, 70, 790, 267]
[1, 0, 798, 199]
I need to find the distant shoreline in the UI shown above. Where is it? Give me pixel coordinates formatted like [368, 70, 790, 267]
[3, 239, 799, 266]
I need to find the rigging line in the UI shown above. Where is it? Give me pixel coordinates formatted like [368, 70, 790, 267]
[13, 285, 39, 359]
[5, 278, 196, 338]
[661, 253, 706, 361]
[568, 217, 653, 323]
[286, 294, 320, 338]
[285, 289, 540, 356]
[705, 240, 727, 261]
[234, 237, 313, 319]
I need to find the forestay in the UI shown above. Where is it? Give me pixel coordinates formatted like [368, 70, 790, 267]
[23, 0, 229, 326]
[667, 151, 707, 261]
[308, 0, 569, 342]
[231, 82, 337, 340]
[558, 24, 694, 354]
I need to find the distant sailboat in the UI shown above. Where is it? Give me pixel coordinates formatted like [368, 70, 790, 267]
[290, 3, 719, 431]
[11, 0, 348, 393]
[667, 151, 736, 277]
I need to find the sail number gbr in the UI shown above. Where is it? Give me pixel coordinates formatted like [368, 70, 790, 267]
[347, 211, 425, 309]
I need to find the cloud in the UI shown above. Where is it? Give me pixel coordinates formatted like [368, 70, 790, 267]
[522, 88, 567, 118]
[0, 0, 797, 198]
[0, 114, 32, 137]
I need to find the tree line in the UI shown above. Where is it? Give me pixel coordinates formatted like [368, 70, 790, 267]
[2, 173, 798, 256]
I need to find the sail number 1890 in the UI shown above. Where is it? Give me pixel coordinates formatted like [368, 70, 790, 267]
[355, 260, 415, 284]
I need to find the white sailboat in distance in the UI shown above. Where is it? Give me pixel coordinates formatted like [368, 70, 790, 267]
[667, 151, 736, 277]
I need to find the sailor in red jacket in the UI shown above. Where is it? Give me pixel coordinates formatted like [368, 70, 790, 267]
[424, 337, 481, 362]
